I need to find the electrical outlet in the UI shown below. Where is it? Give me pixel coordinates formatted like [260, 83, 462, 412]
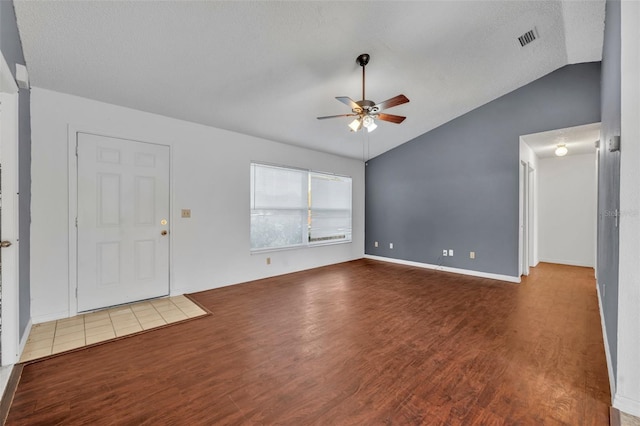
[443, 249, 448, 257]
[448, 249, 454, 257]
[266, 257, 271, 265]
[389, 243, 394, 249]
[374, 241, 378, 247]
[470, 251, 475, 259]
[181, 209, 191, 218]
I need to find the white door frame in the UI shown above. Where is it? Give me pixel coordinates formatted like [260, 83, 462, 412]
[519, 160, 529, 276]
[67, 125, 173, 317]
[594, 148, 599, 278]
[519, 159, 536, 277]
[0, 52, 20, 366]
[528, 164, 536, 268]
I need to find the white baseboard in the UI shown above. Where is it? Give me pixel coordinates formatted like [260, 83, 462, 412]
[596, 282, 616, 401]
[31, 311, 70, 324]
[173, 280, 239, 296]
[614, 394, 640, 418]
[363, 255, 521, 283]
[538, 257, 595, 268]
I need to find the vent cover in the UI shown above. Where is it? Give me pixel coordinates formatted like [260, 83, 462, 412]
[518, 29, 538, 47]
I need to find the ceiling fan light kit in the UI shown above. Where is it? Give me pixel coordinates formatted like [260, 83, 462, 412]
[317, 53, 409, 133]
[348, 118, 362, 132]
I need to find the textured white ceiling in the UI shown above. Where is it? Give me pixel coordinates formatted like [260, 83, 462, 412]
[14, 0, 605, 160]
[522, 122, 600, 158]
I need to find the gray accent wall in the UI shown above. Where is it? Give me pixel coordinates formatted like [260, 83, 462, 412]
[0, 0, 32, 339]
[598, 0, 620, 383]
[366, 62, 600, 278]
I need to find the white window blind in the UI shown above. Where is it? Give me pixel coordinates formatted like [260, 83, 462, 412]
[250, 163, 352, 252]
[250, 163, 308, 250]
[309, 172, 352, 244]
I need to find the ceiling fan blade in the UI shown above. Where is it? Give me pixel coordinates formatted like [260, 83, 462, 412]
[317, 113, 358, 120]
[335, 97, 361, 110]
[377, 113, 406, 124]
[373, 94, 409, 111]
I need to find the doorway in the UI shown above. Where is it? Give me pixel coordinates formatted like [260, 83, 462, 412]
[520, 123, 599, 272]
[76, 132, 170, 312]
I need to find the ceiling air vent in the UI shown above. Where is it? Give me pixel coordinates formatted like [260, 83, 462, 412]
[518, 29, 538, 47]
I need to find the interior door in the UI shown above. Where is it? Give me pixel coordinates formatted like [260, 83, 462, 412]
[0, 55, 20, 365]
[77, 132, 170, 312]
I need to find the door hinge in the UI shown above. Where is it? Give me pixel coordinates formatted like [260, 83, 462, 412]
[75, 288, 78, 298]
[75, 217, 78, 227]
[75, 145, 78, 156]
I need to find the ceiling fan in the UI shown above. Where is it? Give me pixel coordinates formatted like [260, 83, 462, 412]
[317, 53, 409, 133]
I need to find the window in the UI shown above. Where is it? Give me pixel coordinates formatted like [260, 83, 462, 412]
[309, 172, 352, 243]
[250, 163, 352, 251]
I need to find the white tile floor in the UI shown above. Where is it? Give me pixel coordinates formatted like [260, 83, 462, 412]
[20, 295, 207, 363]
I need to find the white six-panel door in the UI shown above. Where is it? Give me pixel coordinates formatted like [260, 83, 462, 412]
[77, 132, 170, 312]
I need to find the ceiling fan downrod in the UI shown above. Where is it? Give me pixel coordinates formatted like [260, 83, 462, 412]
[357, 53, 370, 103]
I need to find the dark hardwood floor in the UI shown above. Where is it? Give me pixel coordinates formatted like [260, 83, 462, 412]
[6, 260, 610, 425]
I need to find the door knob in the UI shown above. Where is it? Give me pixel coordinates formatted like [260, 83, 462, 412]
[0, 241, 12, 248]
[161, 230, 168, 236]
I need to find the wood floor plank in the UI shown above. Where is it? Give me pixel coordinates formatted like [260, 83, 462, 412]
[6, 260, 610, 425]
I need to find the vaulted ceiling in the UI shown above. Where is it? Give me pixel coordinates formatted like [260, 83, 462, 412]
[14, 1, 605, 160]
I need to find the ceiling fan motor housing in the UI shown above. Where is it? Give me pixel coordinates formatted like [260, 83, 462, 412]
[356, 53, 370, 67]
[354, 100, 377, 115]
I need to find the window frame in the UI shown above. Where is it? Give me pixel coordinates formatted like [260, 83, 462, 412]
[250, 161, 352, 253]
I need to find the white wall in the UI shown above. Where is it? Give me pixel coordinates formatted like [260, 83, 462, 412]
[30, 88, 365, 323]
[615, 0, 640, 416]
[538, 153, 596, 267]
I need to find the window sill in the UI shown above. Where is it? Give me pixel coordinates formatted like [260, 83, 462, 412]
[250, 239, 352, 255]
